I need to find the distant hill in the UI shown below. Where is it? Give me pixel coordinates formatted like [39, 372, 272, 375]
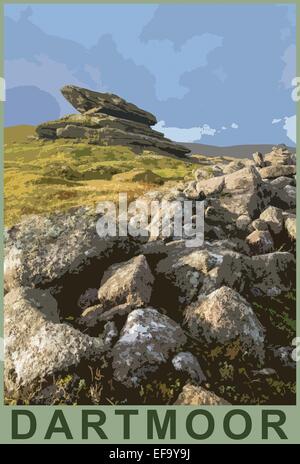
[179, 143, 296, 159]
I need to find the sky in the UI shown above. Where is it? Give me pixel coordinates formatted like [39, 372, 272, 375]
[4, 3, 297, 146]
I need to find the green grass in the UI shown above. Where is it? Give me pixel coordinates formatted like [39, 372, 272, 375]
[4, 125, 219, 226]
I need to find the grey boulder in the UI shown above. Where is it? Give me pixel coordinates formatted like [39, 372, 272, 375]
[112, 308, 186, 387]
[185, 286, 265, 362]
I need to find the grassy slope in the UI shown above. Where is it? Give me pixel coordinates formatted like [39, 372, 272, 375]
[5, 125, 225, 226]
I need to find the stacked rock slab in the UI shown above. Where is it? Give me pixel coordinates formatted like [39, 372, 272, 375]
[36, 85, 190, 158]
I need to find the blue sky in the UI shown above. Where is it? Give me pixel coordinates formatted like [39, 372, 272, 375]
[4, 3, 296, 146]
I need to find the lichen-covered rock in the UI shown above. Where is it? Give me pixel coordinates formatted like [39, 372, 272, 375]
[4, 288, 108, 397]
[112, 308, 186, 387]
[250, 252, 295, 296]
[175, 384, 230, 405]
[246, 230, 274, 255]
[185, 286, 265, 362]
[4, 207, 138, 292]
[61, 85, 157, 126]
[154, 241, 230, 307]
[172, 352, 206, 383]
[212, 165, 224, 176]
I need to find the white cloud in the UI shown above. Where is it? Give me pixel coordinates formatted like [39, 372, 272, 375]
[154, 120, 217, 142]
[154, 120, 240, 142]
[272, 118, 282, 124]
[283, 115, 296, 143]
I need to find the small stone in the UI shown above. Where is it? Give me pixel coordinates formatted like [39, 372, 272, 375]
[285, 215, 296, 241]
[260, 206, 284, 235]
[252, 152, 265, 168]
[246, 230, 274, 255]
[175, 385, 230, 405]
[236, 214, 252, 231]
[172, 352, 206, 383]
[251, 219, 268, 231]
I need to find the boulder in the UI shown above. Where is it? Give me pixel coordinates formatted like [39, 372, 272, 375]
[252, 152, 265, 168]
[4, 288, 108, 397]
[246, 230, 274, 255]
[236, 214, 252, 231]
[61, 85, 157, 126]
[4, 207, 138, 293]
[271, 185, 296, 210]
[250, 252, 295, 296]
[97, 255, 154, 309]
[259, 165, 296, 179]
[77, 255, 154, 328]
[252, 219, 268, 231]
[196, 176, 225, 196]
[218, 166, 267, 218]
[222, 160, 251, 174]
[204, 203, 236, 227]
[285, 215, 296, 241]
[185, 286, 265, 362]
[264, 145, 295, 166]
[270, 176, 295, 189]
[260, 206, 283, 235]
[194, 168, 210, 182]
[175, 385, 230, 405]
[112, 308, 186, 387]
[154, 241, 237, 308]
[183, 181, 202, 200]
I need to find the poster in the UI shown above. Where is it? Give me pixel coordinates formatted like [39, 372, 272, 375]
[0, 0, 299, 449]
